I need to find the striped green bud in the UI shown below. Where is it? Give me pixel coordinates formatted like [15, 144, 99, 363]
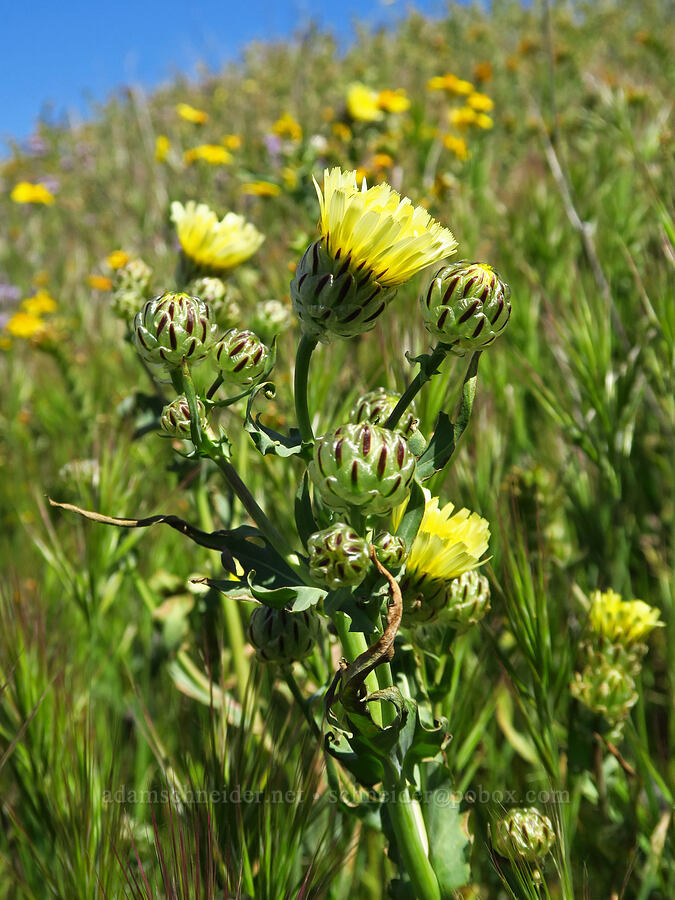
[160, 394, 207, 438]
[570, 653, 638, 727]
[351, 387, 418, 437]
[133, 292, 216, 368]
[372, 532, 407, 570]
[215, 328, 270, 386]
[112, 258, 153, 319]
[249, 298, 292, 342]
[307, 523, 370, 589]
[445, 570, 491, 630]
[492, 808, 555, 862]
[248, 606, 321, 663]
[291, 240, 396, 343]
[187, 276, 241, 328]
[421, 262, 511, 353]
[309, 423, 416, 517]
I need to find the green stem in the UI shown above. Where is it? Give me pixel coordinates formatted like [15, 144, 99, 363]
[283, 668, 322, 741]
[294, 334, 318, 443]
[383, 775, 441, 900]
[384, 345, 447, 431]
[333, 612, 383, 728]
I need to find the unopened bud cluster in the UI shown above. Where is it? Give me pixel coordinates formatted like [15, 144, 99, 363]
[134, 292, 216, 368]
[492, 808, 555, 862]
[248, 606, 321, 664]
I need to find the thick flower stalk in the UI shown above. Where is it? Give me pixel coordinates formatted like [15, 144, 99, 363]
[248, 606, 321, 663]
[395, 491, 490, 624]
[171, 200, 265, 274]
[307, 523, 370, 589]
[309, 422, 416, 517]
[133, 291, 216, 369]
[421, 262, 511, 354]
[291, 168, 456, 342]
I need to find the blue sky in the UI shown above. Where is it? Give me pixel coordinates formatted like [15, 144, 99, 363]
[1, 0, 454, 150]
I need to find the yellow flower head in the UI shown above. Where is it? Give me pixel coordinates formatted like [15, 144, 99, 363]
[240, 181, 282, 197]
[313, 167, 457, 287]
[467, 92, 495, 112]
[171, 200, 265, 272]
[87, 274, 114, 291]
[377, 88, 411, 114]
[589, 589, 663, 648]
[4, 311, 46, 339]
[473, 61, 494, 83]
[475, 112, 494, 130]
[222, 133, 243, 150]
[183, 144, 233, 165]
[176, 103, 209, 124]
[107, 250, 130, 270]
[427, 74, 474, 95]
[449, 107, 479, 128]
[443, 134, 470, 160]
[396, 490, 490, 622]
[21, 289, 57, 315]
[11, 181, 55, 205]
[155, 134, 171, 162]
[272, 113, 303, 142]
[346, 83, 383, 122]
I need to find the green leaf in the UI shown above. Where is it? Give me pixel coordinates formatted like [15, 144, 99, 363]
[395, 479, 425, 549]
[416, 352, 480, 480]
[423, 778, 472, 895]
[245, 572, 326, 611]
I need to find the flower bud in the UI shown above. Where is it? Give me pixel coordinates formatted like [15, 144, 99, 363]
[248, 606, 321, 663]
[215, 328, 270, 387]
[160, 394, 207, 438]
[133, 292, 216, 368]
[307, 523, 370, 589]
[570, 654, 638, 727]
[492, 808, 555, 862]
[187, 276, 241, 328]
[291, 240, 396, 343]
[421, 262, 511, 353]
[309, 423, 416, 517]
[445, 570, 491, 630]
[249, 298, 292, 342]
[351, 387, 417, 437]
[372, 532, 407, 570]
[112, 258, 153, 319]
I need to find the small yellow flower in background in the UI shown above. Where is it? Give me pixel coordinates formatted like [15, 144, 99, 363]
[427, 74, 474, 95]
[473, 61, 494, 83]
[377, 88, 410, 114]
[88, 274, 114, 291]
[240, 181, 282, 197]
[4, 311, 46, 339]
[155, 135, 171, 162]
[332, 122, 352, 142]
[281, 166, 299, 191]
[443, 134, 470, 160]
[321, 106, 335, 122]
[475, 113, 494, 130]
[11, 181, 55, 205]
[506, 56, 520, 72]
[171, 200, 265, 271]
[107, 250, 130, 270]
[0, 336, 11, 351]
[449, 107, 479, 128]
[346, 82, 383, 122]
[222, 133, 243, 150]
[314, 167, 457, 287]
[183, 144, 233, 165]
[468, 92, 494, 112]
[589, 589, 663, 648]
[518, 36, 539, 56]
[272, 113, 303, 142]
[176, 103, 209, 124]
[21, 289, 57, 315]
[372, 152, 394, 168]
